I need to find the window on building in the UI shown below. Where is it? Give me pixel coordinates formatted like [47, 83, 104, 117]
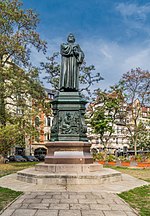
[47, 133, 50, 141]
[16, 107, 23, 115]
[47, 117, 51, 127]
[35, 117, 40, 127]
[48, 93, 54, 99]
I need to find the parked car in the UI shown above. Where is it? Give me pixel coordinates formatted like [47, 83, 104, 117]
[34, 154, 46, 161]
[0, 155, 9, 164]
[23, 155, 39, 162]
[8, 155, 27, 162]
[4, 157, 9, 163]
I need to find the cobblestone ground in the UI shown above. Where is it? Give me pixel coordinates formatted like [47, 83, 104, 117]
[1, 192, 138, 216]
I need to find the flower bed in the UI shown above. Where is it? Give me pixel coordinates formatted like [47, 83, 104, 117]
[137, 162, 150, 168]
[98, 161, 150, 168]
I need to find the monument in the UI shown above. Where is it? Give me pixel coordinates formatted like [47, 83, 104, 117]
[17, 34, 122, 185]
[45, 33, 93, 164]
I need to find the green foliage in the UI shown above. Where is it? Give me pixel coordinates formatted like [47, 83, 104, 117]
[92, 152, 116, 162]
[136, 122, 150, 150]
[0, 125, 20, 156]
[0, 0, 46, 67]
[92, 152, 105, 161]
[0, 0, 49, 154]
[89, 87, 123, 147]
[0, 123, 38, 156]
[0, 0, 47, 122]
[118, 156, 130, 162]
[105, 154, 116, 162]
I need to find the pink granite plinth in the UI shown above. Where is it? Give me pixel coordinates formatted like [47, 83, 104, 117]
[45, 141, 93, 164]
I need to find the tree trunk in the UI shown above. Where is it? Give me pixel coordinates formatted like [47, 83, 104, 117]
[134, 139, 137, 156]
[0, 72, 6, 126]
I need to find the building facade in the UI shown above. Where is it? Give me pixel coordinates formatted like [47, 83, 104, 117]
[87, 97, 150, 154]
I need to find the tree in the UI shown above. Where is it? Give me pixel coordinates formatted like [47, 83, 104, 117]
[41, 52, 103, 98]
[89, 87, 124, 148]
[119, 68, 150, 155]
[0, 0, 47, 154]
[135, 121, 150, 150]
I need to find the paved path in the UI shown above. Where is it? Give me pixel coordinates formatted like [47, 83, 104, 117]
[1, 191, 138, 216]
[0, 173, 149, 216]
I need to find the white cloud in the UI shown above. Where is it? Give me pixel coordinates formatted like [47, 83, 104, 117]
[116, 2, 150, 20]
[115, 2, 150, 35]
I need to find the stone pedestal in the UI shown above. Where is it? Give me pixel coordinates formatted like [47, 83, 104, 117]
[45, 91, 93, 164]
[45, 141, 93, 164]
[50, 91, 88, 142]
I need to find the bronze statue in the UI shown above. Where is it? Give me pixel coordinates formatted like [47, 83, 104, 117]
[59, 33, 84, 91]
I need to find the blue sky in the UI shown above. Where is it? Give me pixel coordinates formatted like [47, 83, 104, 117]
[22, 0, 150, 90]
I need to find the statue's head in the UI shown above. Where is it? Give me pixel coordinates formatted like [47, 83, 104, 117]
[67, 33, 75, 43]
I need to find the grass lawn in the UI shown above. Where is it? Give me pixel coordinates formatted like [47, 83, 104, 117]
[105, 165, 150, 216]
[0, 162, 39, 178]
[118, 185, 150, 216]
[0, 162, 38, 211]
[0, 187, 23, 211]
[107, 166, 150, 182]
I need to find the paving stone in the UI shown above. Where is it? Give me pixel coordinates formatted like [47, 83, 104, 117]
[103, 210, 127, 216]
[36, 195, 52, 199]
[109, 204, 133, 211]
[96, 199, 116, 204]
[9, 203, 22, 209]
[64, 192, 77, 195]
[12, 209, 37, 216]
[82, 210, 104, 216]
[46, 192, 61, 195]
[90, 204, 111, 210]
[49, 203, 69, 210]
[42, 198, 60, 204]
[79, 198, 97, 204]
[11, 198, 24, 204]
[19, 204, 29, 209]
[0, 209, 15, 216]
[0, 191, 139, 216]
[125, 211, 138, 216]
[113, 198, 127, 204]
[23, 194, 38, 199]
[28, 203, 49, 209]
[59, 210, 81, 216]
[85, 194, 102, 199]
[69, 194, 86, 199]
[23, 198, 42, 204]
[70, 203, 90, 210]
[35, 210, 58, 216]
[101, 193, 117, 199]
[91, 193, 103, 198]
[60, 198, 78, 204]
[52, 194, 69, 199]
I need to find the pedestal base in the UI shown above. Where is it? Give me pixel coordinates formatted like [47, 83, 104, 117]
[17, 164, 122, 185]
[45, 141, 93, 164]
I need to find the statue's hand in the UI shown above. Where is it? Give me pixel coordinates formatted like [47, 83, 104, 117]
[73, 47, 79, 56]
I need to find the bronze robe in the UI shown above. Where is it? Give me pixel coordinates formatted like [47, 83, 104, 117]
[60, 43, 84, 91]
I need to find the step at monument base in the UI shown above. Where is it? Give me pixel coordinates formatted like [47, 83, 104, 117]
[17, 164, 122, 185]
